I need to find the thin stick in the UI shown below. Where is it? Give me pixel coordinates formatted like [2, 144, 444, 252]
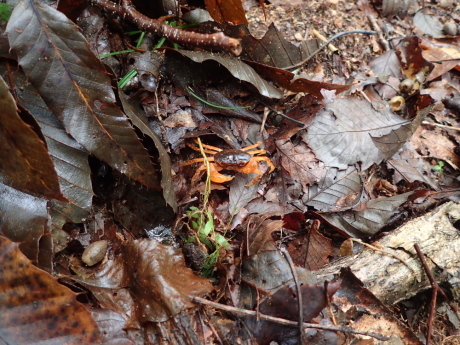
[422, 121, 460, 132]
[92, 0, 242, 55]
[414, 244, 437, 345]
[283, 30, 377, 70]
[280, 246, 306, 345]
[367, 15, 390, 51]
[351, 238, 416, 275]
[192, 297, 389, 341]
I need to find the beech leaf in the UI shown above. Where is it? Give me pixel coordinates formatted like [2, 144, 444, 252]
[0, 75, 63, 200]
[6, 0, 160, 190]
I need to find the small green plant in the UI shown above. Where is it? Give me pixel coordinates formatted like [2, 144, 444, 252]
[187, 86, 251, 110]
[432, 160, 445, 172]
[0, 4, 12, 24]
[184, 139, 230, 277]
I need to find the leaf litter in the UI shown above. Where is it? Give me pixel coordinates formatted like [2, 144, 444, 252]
[0, 0, 459, 344]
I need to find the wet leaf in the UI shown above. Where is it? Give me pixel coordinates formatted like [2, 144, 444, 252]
[302, 166, 364, 212]
[6, 0, 160, 190]
[321, 192, 413, 238]
[0, 75, 63, 200]
[12, 70, 93, 213]
[73, 239, 212, 322]
[173, 50, 282, 99]
[0, 235, 102, 344]
[304, 98, 424, 170]
[205, 0, 248, 25]
[244, 281, 341, 345]
[241, 23, 322, 69]
[119, 93, 177, 211]
[0, 183, 48, 264]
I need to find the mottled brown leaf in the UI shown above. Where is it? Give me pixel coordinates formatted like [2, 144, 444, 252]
[276, 139, 326, 188]
[0, 75, 63, 200]
[287, 221, 332, 270]
[6, 0, 160, 190]
[0, 235, 102, 344]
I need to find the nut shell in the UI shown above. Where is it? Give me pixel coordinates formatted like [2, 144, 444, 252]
[82, 240, 108, 266]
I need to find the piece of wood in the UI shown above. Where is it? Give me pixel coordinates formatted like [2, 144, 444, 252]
[317, 201, 460, 305]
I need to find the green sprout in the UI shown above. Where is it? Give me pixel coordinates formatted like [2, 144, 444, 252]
[0, 4, 12, 23]
[184, 139, 230, 277]
[432, 160, 445, 172]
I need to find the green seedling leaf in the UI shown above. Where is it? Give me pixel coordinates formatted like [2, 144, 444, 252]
[200, 218, 214, 237]
[432, 160, 445, 172]
[215, 233, 230, 250]
[0, 3, 12, 23]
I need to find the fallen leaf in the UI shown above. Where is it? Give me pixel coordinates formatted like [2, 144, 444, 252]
[0, 235, 102, 344]
[7, 0, 160, 190]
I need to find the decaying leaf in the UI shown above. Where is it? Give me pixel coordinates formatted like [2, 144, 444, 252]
[413, 11, 445, 39]
[287, 221, 332, 270]
[7, 0, 160, 191]
[72, 239, 212, 323]
[304, 97, 427, 170]
[0, 235, 102, 344]
[321, 192, 413, 238]
[173, 50, 282, 99]
[303, 166, 364, 212]
[0, 75, 63, 200]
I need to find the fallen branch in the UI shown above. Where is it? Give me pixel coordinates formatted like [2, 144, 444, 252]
[92, 0, 242, 56]
[192, 296, 389, 341]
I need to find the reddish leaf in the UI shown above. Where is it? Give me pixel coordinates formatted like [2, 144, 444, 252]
[246, 60, 351, 98]
[0, 75, 63, 200]
[6, 0, 160, 191]
[204, 0, 248, 26]
[72, 239, 212, 322]
[422, 47, 460, 81]
[287, 221, 332, 270]
[0, 235, 102, 344]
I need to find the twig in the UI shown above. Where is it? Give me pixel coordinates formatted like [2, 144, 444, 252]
[414, 244, 437, 345]
[283, 30, 377, 70]
[367, 15, 390, 51]
[92, 0, 242, 56]
[192, 297, 389, 341]
[422, 121, 460, 132]
[351, 238, 416, 275]
[280, 246, 306, 345]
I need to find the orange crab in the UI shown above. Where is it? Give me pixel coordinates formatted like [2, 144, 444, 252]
[181, 140, 275, 186]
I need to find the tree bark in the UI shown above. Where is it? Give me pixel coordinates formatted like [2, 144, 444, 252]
[317, 201, 460, 305]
